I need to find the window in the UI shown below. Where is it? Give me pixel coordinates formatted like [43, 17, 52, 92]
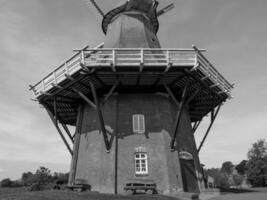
[132, 114, 145, 134]
[135, 152, 148, 175]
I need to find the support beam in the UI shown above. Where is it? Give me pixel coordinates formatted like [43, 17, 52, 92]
[72, 88, 96, 109]
[89, 82, 110, 152]
[92, 73, 106, 87]
[184, 69, 224, 101]
[53, 97, 58, 122]
[186, 88, 201, 105]
[43, 103, 73, 156]
[68, 106, 84, 185]
[163, 83, 179, 107]
[197, 104, 222, 153]
[61, 123, 74, 143]
[170, 84, 188, 151]
[193, 119, 202, 134]
[102, 80, 120, 106]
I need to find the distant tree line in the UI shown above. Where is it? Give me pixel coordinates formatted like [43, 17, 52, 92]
[206, 139, 267, 188]
[0, 167, 68, 191]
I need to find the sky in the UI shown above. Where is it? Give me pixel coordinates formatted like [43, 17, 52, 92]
[0, 0, 267, 180]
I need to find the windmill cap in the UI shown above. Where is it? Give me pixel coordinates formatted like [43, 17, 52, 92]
[102, 0, 159, 34]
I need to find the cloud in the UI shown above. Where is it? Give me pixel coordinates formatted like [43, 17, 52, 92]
[196, 110, 267, 167]
[0, 0, 267, 179]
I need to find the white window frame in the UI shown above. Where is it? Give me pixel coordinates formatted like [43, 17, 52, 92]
[134, 152, 148, 175]
[132, 114, 145, 134]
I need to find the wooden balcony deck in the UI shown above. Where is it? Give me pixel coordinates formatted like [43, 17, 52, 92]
[31, 47, 233, 99]
[30, 45, 233, 125]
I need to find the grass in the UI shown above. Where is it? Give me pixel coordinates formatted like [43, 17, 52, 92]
[0, 189, 180, 200]
[209, 187, 267, 200]
[0, 187, 28, 195]
[210, 192, 267, 200]
[1, 187, 267, 200]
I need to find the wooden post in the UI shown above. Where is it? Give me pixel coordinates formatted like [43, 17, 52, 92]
[112, 49, 116, 72]
[90, 82, 110, 152]
[114, 96, 119, 194]
[197, 104, 222, 153]
[68, 106, 84, 185]
[170, 84, 188, 151]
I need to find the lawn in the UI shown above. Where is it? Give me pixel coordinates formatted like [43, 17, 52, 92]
[0, 190, 181, 200]
[209, 187, 267, 200]
[1, 187, 267, 200]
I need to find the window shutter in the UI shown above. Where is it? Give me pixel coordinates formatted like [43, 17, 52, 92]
[132, 114, 145, 134]
[133, 115, 139, 133]
[139, 115, 145, 133]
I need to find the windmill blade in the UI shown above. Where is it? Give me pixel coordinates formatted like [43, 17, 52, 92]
[157, 3, 175, 17]
[87, 0, 105, 17]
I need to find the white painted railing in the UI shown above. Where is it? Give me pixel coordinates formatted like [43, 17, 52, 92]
[30, 48, 233, 98]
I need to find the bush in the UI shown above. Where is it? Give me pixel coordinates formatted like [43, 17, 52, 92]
[0, 178, 22, 188]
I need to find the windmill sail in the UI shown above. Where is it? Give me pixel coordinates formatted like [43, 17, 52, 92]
[157, 3, 175, 16]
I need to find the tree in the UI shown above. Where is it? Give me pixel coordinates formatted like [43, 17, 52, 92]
[248, 139, 267, 160]
[206, 168, 232, 188]
[235, 160, 248, 175]
[218, 173, 230, 188]
[206, 168, 221, 186]
[29, 167, 52, 191]
[21, 172, 35, 186]
[247, 139, 267, 187]
[0, 178, 13, 187]
[233, 174, 244, 186]
[221, 161, 234, 175]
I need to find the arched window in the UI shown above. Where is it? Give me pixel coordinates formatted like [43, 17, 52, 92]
[135, 152, 148, 175]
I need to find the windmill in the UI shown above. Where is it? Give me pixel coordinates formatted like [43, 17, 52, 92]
[30, 0, 233, 196]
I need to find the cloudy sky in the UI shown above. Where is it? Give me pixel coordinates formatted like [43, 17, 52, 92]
[0, 0, 267, 180]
